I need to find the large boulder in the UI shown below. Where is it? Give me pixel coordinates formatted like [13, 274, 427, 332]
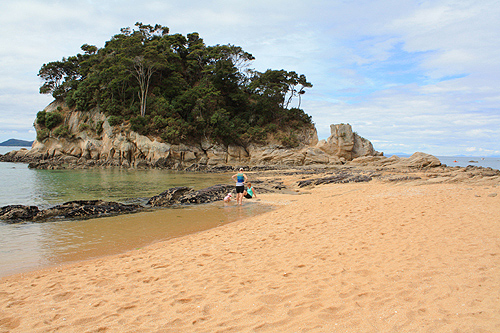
[317, 123, 380, 160]
[390, 152, 441, 168]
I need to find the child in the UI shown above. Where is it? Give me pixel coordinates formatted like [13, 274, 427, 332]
[223, 193, 232, 203]
[243, 182, 257, 199]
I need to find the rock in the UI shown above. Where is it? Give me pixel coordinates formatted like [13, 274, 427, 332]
[317, 123, 380, 159]
[34, 200, 142, 220]
[147, 186, 193, 207]
[350, 155, 388, 165]
[303, 147, 329, 165]
[488, 193, 497, 197]
[227, 144, 249, 164]
[147, 184, 235, 207]
[0, 205, 40, 222]
[297, 172, 372, 188]
[390, 152, 441, 168]
[178, 184, 235, 204]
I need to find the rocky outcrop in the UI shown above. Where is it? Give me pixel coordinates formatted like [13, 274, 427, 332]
[147, 187, 193, 207]
[297, 173, 373, 188]
[349, 152, 441, 168]
[148, 184, 235, 207]
[35, 200, 142, 220]
[0, 200, 141, 223]
[0, 205, 40, 221]
[0, 101, 383, 169]
[315, 124, 379, 161]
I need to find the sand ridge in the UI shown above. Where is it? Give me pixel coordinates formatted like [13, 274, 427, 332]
[1, 178, 499, 332]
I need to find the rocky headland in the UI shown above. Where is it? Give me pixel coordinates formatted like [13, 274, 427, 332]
[0, 101, 384, 170]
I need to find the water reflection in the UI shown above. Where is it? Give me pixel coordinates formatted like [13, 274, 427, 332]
[0, 164, 233, 207]
[30, 169, 233, 206]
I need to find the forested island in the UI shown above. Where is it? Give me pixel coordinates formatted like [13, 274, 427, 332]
[2, 23, 382, 169]
[36, 22, 313, 147]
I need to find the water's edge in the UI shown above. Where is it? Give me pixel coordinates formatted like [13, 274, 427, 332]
[1, 201, 275, 278]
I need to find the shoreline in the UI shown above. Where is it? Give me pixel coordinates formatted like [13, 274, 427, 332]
[1, 172, 499, 332]
[0, 200, 276, 278]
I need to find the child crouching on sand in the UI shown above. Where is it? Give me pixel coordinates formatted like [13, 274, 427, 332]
[223, 193, 232, 203]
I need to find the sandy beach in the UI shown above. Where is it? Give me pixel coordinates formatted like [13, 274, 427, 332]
[1, 170, 500, 332]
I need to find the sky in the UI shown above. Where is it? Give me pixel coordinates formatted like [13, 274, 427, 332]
[1, 0, 499, 156]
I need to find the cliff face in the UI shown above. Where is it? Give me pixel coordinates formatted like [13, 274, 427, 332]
[2, 102, 381, 169]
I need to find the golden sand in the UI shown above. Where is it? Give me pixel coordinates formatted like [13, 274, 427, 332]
[1, 175, 499, 332]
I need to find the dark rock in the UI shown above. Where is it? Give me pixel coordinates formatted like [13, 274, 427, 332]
[147, 186, 193, 207]
[34, 200, 142, 220]
[179, 184, 235, 205]
[297, 173, 372, 188]
[0, 205, 40, 222]
[386, 176, 422, 182]
[148, 184, 235, 207]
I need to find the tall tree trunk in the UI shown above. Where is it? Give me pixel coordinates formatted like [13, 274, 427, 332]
[132, 56, 155, 117]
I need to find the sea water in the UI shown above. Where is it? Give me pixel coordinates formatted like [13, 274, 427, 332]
[436, 155, 500, 170]
[0, 147, 273, 277]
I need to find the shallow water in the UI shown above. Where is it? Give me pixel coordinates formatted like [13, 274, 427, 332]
[0, 201, 272, 277]
[0, 161, 232, 208]
[1, 147, 269, 277]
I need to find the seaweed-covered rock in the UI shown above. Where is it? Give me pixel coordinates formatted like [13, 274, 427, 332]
[34, 200, 141, 220]
[0, 205, 40, 222]
[147, 186, 193, 207]
[297, 173, 372, 188]
[178, 184, 235, 204]
[147, 184, 235, 207]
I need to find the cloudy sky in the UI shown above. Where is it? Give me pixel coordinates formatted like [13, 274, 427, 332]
[1, 0, 499, 156]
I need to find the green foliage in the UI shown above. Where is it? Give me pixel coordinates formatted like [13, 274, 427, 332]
[79, 123, 91, 131]
[130, 116, 148, 134]
[37, 110, 63, 130]
[38, 23, 314, 145]
[160, 117, 192, 144]
[45, 112, 63, 130]
[277, 132, 300, 148]
[37, 128, 50, 142]
[96, 120, 104, 135]
[53, 125, 71, 138]
[107, 116, 123, 127]
[36, 111, 46, 126]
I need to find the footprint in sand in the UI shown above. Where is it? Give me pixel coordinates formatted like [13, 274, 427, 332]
[52, 291, 74, 302]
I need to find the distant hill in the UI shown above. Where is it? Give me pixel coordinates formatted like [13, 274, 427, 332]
[0, 139, 34, 147]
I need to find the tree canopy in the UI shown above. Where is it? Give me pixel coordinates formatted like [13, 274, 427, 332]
[38, 23, 313, 146]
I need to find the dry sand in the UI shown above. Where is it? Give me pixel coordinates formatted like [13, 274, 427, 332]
[1, 174, 500, 332]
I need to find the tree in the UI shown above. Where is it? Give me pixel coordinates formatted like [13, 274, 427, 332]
[249, 69, 312, 109]
[37, 23, 314, 145]
[131, 56, 156, 117]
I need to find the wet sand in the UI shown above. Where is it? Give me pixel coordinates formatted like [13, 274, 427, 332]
[1, 175, 500, 332]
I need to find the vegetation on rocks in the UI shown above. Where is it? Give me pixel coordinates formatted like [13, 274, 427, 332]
[38, 23, 313, 147]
